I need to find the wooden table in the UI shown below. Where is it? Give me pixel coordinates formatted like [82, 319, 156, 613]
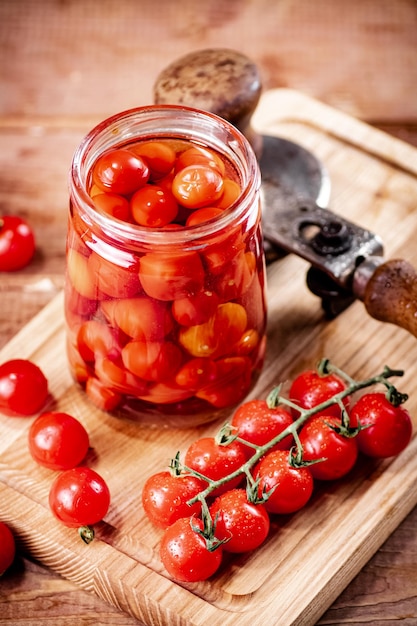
[1, 1, 417, 624]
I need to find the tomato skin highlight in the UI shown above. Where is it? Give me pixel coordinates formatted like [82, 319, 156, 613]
[160, 517, 223, 582]
[0, 215, 36, 271]
[231, 399, 294, 456]
[49, 467, 111, 527]
[139, 251, 205, 301]
[142, 471, 205, 529]
[184, 437, 246, 496]
[254, 450, 314, 514]
[28, 411, 90, 470]
[172, 164, 224, 208]
[298, 415, 358, 481]
[92, 148, 149, 195]
[209, 489, 270, 553]
[0, 359, 48, 417]
[0, 521, 16, 575]
[289, 369, 349, 418]
[350, 392, 413, 458]
[131, 184, 178, 227]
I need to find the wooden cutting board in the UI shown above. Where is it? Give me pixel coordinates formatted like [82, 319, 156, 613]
[1, 89, 417, 626]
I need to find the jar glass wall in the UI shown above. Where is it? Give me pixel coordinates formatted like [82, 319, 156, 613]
[66, 105, 267, 427]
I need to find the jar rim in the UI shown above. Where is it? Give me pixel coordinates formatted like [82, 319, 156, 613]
[69, 104, 261, 246]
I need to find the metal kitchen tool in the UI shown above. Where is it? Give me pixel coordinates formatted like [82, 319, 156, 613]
[154, 49, 417, 338]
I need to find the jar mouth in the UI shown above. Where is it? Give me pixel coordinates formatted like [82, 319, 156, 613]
[69, 104, 261, 247]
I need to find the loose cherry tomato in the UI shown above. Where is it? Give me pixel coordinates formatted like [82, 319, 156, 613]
[298, 415, 358, 481]
[92, 193, 132, 222]
[172, 164, 224, 209]
[160, 517, 223, 582]
[209, 489, 270, 553]
[130, 140, 176, 180]
[49, 467, 111, 527]
[142, 471, 205, 529]
[231, 399, 294, 456]
[131, 184, 178, 227]
[139, 250, 205, 301]
[289, 369, 349, 418]
[0, 215, 36, 271]
[254, 449, 314, 514]
[184, 436, 246, 496]
[349, 392, 413, 458]
[0, 359, 48, 416]
[0, 521, 16, 575]
[92, 148, 149, 196]
[28, 411, 90, 470]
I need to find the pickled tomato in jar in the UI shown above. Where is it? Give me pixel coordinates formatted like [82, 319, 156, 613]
[66, 106, 267, 427]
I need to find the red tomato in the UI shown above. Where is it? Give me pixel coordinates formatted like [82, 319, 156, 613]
[139, 250, 205, 301]
[76, 320, 121, 363]
[184, 436, 246, 496]
[0, 521, 16, 575]
[136, 381, 193, 405]
[298, 415, 358, 481]
[289, 369, 349, 418]
[349, 392, 413, 458]
[131, 184, 178, 227]
[160, 517, 223, 582]
[28, 411, 90, 470]
[172, 164, 224, 209]
[175, 146, 225, 176]
[175, 357, 217, 391]
[101, 297, 173, 341]
[87, 252, 141, 299]
[85, 376, 122, 412]
[209, 489, 270, 553]
[49, 467, 111, 528]
[0, 215, 36, 271]
[66, 249, 96, 299]
[172, 290, 219, 326]
[92, 193, 132, 222]
[178, 302, 247, 358]
[130, 141, 176, 180]
[254, 450, 314, 514]
[185, 207, 223, 227]
[142, 471, 205, 528]
[92, 148, 149, 196]
[215, 178, 241, 209]
[0, 359, 48, 416]
[212, 249, 255, 301]
[94, 356, 148, 396]
[121, 340, 182, 382]
[195, 356, 252, 409]
[231, 399, 294, 456]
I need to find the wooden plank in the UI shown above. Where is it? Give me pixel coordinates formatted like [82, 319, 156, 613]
[1, 89, 417, 625]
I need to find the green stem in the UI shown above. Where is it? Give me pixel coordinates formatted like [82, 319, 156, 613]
[185, 361, 405, 506]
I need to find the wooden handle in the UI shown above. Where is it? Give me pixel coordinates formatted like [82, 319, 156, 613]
[153, 48, 263, 156]
[360, 259, 417, 337]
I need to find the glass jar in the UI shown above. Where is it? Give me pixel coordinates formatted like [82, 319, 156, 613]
[66, 105, 267, 427]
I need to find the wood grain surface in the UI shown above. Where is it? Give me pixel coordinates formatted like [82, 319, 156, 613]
[1, 1, 417, 624]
